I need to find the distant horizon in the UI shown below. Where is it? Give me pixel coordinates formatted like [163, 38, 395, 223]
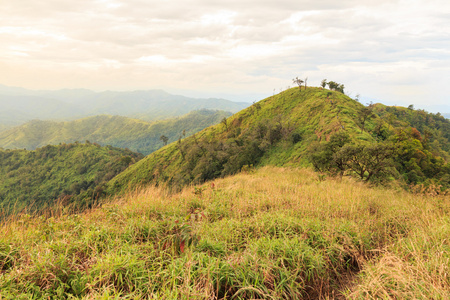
[0, 82, 449, 115]
[2, 1, 450, 115]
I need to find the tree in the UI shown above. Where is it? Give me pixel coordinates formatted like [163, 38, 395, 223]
[357, 103, 375, 133]
[221, 117, 228, 132]
[160, 135, 169, 146]
[292, 77, 304, 90]
[327, 81, 345, 93]
[321, 79, 327, 89]
[334, 143, 394, 181]
[308, 132, 351, 174]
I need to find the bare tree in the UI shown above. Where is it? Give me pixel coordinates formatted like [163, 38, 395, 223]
[292, 77, 304, 90]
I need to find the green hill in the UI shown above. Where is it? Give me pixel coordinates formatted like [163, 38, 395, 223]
[0, 143, 143, 216]
[0, 110, 231, 155]
[106, 87, 450, 195]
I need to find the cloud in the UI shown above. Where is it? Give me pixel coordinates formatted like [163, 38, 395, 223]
[0, 0, 449, 112]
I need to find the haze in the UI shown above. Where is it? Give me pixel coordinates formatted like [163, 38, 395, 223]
[1, 0, 449, 113]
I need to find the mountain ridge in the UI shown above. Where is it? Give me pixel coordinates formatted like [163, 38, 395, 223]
[0, 110, 231, 155]
[0, 84, 249, 126]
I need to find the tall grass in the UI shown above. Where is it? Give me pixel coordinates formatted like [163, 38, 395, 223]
[1, 166, 449, 299]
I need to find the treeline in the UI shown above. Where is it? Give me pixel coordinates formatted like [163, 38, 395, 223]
[310, 105, 450, 192]
[0, 143, 142, 216]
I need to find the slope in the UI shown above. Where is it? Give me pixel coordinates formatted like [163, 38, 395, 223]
[107, 86, 450, 195]
[1, 166, 449, 298]
[106, 87, 370, 194]
[0, 110, 231, 155]
[0, 143, 143, 216]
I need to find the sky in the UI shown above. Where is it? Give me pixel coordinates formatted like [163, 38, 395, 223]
[1, 0, 449, 112]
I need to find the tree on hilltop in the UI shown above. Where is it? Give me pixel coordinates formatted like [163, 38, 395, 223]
[292, 77, 304, 90]
[327, 81, 345, 93]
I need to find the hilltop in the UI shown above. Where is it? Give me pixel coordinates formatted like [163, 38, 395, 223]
[0, 110, 231, 155]
[106, 86, 450, 195]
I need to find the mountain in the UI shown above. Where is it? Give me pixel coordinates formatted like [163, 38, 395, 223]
[0, 95, 84, 126]
[0, 84, 249, 126]
[0, 110, 231, 155]
[106, 86, 450, 195]
[443, 113, 450, 119]
[0, 143, 143, 216]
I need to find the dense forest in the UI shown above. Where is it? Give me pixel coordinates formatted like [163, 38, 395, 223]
[0, 110, 230, 155]
[0, 143, 142, 216]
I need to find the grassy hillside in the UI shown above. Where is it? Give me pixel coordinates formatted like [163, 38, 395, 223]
[106, 87, 363, 193]
[1, 166, 449, 298]
[106, 87, 450, 195]
[0, 110, 231, 155]
[0, 143, 142, 216]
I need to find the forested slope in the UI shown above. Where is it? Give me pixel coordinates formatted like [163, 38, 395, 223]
[0, 143, 142, 216]
[0, 110, 230, 155]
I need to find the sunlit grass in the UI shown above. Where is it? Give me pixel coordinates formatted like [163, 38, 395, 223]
[1, 166, 449, 299]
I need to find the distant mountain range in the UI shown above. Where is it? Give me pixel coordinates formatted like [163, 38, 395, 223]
[0, 84, 249, 127]
[443, 113, 450, 119]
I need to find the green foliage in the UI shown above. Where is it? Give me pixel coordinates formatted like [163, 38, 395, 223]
[0, 143, 143, 216]
[106, 87, 450, 195]
[107, 87, 366, 195]
[0, 110, 231, 155]
[326, 81, 345, 93]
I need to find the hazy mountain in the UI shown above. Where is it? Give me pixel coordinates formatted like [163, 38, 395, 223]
[443, 113, 450, 119]
[0, 94, 84, 126]
[0, 110, 231, 155]
[0, 84, 249, 126]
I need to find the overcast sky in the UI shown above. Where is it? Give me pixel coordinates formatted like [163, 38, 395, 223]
[1, 0, 449, 112]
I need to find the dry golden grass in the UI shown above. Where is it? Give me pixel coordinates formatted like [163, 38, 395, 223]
[1, 166, 449, 299]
